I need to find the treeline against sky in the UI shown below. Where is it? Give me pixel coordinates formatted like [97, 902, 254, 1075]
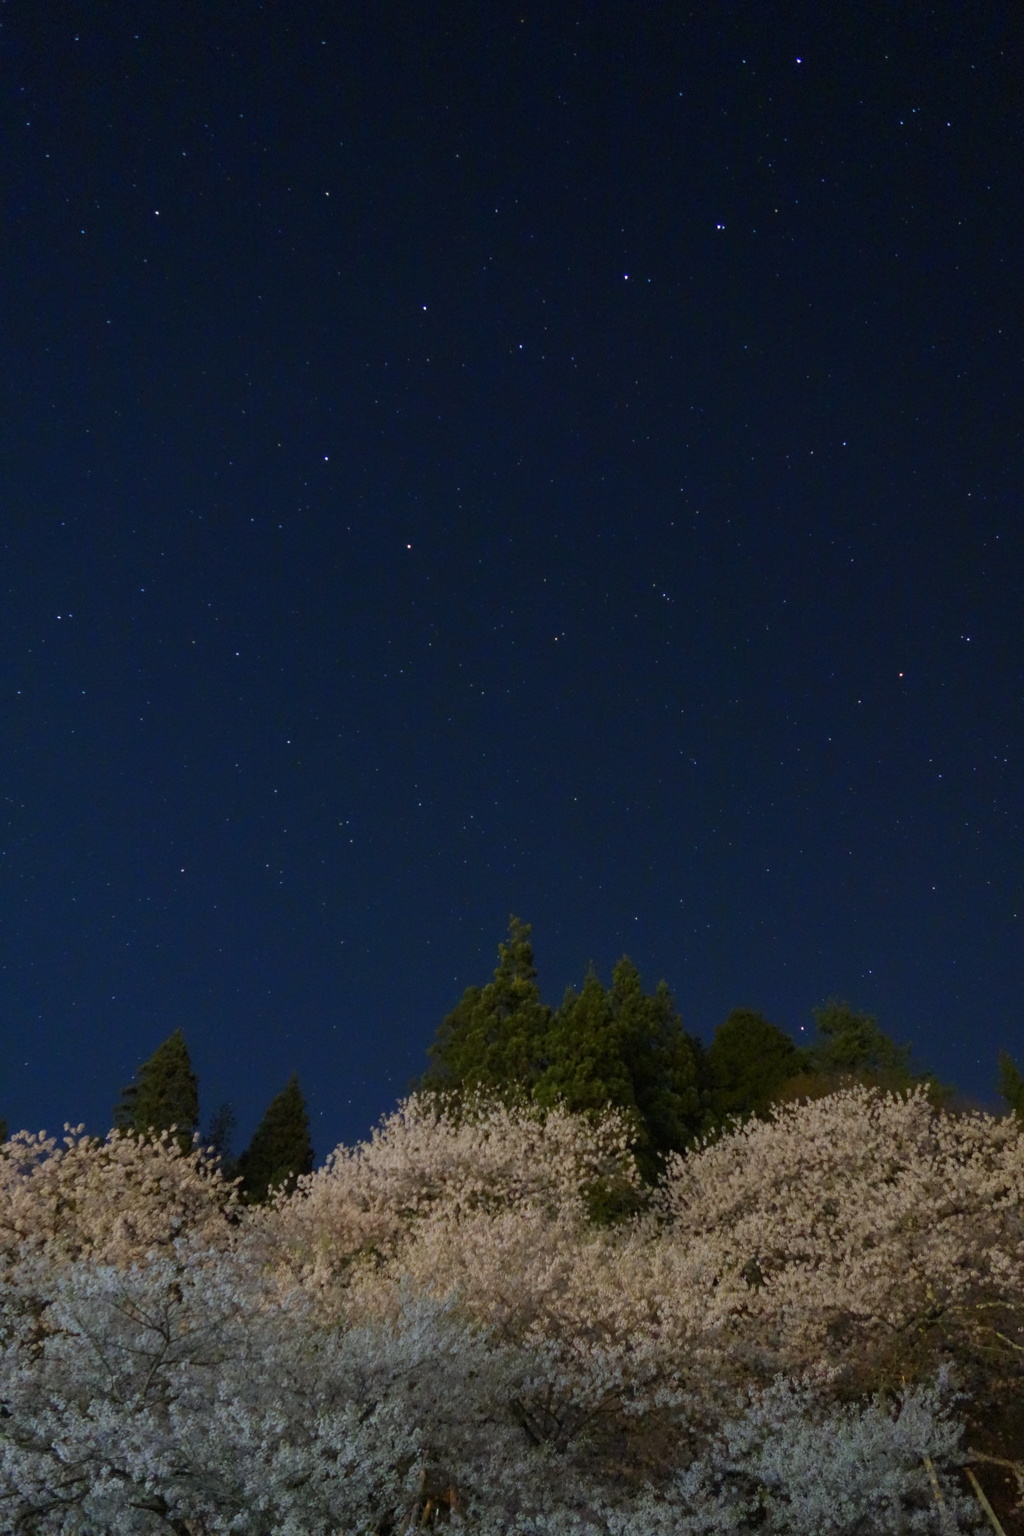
[420, 918, 1024, 1182]
[52, 1030, 314, 1207]
[0, 918, 1023, 1529]
[4, 915, 1024, 1199]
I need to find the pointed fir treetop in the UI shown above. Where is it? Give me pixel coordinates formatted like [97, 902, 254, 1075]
[112, 1029, 199, 1152]
[606, 958, 709, 1173]
[235, 1073, 314, 1204]
[494, 915, 539, 989]
[424, 927, 709, 1184]
[422, 916, 551, 1097]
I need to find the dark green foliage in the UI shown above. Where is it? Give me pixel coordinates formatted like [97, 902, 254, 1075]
[774, 997, 956, 1107]
[582, 1170, 651, 1227]
[706, 1008, 809, 1124]
[809, 998, 914, 1084]
[604, 958, 708, 1171]
[423, 918, 552, 1096]
[424, 922, 709, 1181]
[112, 1029, 199, 1151]
[997, 1051, 1024, 1123]
[236, 1074, 314, 1204]
[0, 1117, 6, 1144]
[423, 929, 962, 1190]
[535, 970, 636, 1117]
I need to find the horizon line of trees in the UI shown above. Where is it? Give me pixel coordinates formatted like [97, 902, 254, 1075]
[2, 914, 1021, 1189]
[110, 1030, 314, 1205]
[420, 916, 1024, 1180]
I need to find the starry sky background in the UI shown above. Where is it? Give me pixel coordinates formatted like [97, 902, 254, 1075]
[2, 1, 1022, 1159]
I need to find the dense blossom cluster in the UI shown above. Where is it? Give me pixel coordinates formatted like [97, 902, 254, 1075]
[255, 1095, 640, 1288]
[0, 1125, 237, 1271]
[660, 1087, 1024, 1386]
[1, 1089, 1017, 1531]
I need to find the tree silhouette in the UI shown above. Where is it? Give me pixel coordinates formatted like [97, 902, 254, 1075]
[424, 924, 708, 1181]
[706, 1008, 808, 1124]
[236, 1074, 314, 1203]
[112, 1029, 199, 1151]
[423, 917, 551, 1097]
[202, 1101, 238, 1175]
[809, 998, 914, 1083]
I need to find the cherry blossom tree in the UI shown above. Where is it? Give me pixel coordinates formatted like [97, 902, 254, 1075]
[0, 1087, 1010, 1530]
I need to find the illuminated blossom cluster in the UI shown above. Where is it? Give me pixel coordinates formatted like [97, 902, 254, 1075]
[658, 1085, 1024, 1383]
[256, 1093, 640, 1291]
[0, 1089, 1012, 1531]
[0, 1125, 237, 1272]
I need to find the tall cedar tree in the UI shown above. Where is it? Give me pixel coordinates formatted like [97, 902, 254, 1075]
[424, 922, 708, 1179]
[705, 1008, 809, 1126]
[112, 1029, 199, 1151]
[535, 971, 636, 1117]
[538, 959, 709, 1176]
[423, 918, 552, 1096]
[606, 957, 709, 1164]
[235, 1074, 314, 1204]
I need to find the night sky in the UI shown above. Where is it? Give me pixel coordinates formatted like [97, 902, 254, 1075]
[2, 3, 1022, 1159]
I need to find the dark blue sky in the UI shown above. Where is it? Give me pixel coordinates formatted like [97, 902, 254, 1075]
[2, 2, 1021, 1158]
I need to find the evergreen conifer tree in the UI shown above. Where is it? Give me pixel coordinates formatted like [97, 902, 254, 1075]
[808, 998, 914, 1084]
[425, 926, 708, 1182]
[997, 1051, 1024, 1123]
[766, 1000, 952, 1109]
[608, 957, 709, 1171]
[235, 1074, 314, 1204]
[423, 917, 551, 1097]
[112, 1029, 199, 1151]
[706, 1008, 808, 1124]
[535, 970, 637, 1117]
